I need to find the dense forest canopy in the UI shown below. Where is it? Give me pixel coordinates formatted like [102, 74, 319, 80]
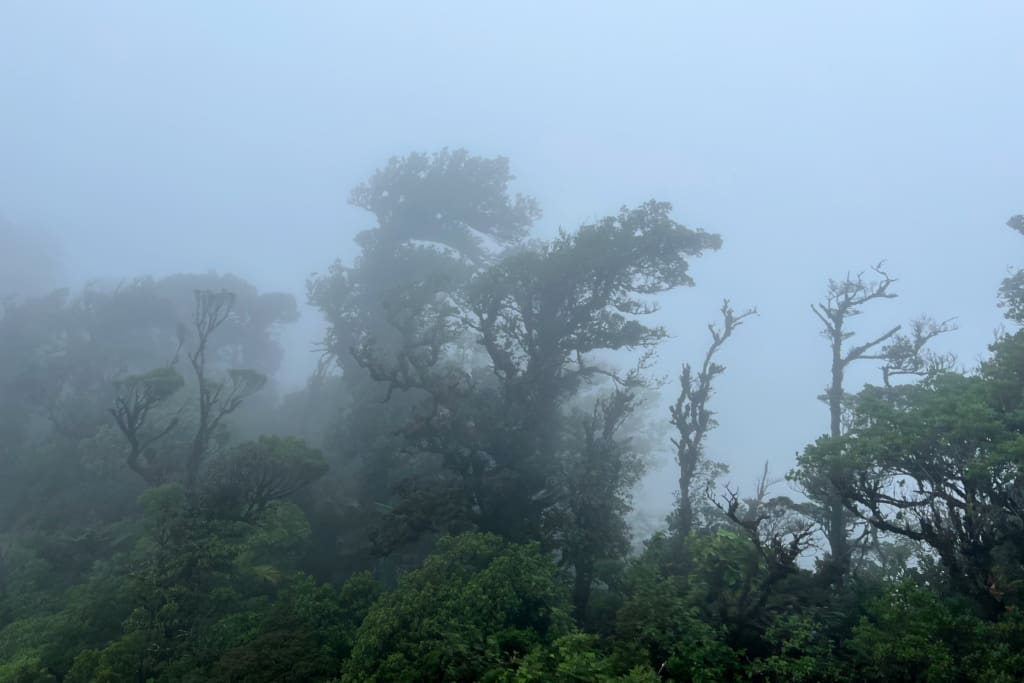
[1, 148, 1023, 681]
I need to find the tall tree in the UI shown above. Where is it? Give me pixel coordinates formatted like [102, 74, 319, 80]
[801, 264, 954, 578]
[670, 301, 754, 541]
[806, 264, 901, 576]
[802, 216, 1024, 614]
[309, 147, 538, 379]
[451, 200, 721, 543]
[811, 263, 901, 440]
[467, 200, 722, 461]
[546, 378, 646, 622]
[347, 197, 722, 553]
[306, 149, 539, 573]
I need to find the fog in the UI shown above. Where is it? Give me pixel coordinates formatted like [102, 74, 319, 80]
[2, 3, 1022, 538]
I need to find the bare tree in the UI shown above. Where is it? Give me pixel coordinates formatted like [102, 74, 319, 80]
[717, 461, 816, 572]
[670, 300, 755, 539]
[705, 462, 816, 627]
[811, 263, 900, 439]
[808, 264, 901, 574]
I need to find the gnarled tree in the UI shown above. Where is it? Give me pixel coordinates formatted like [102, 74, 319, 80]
[805, 264, 901, 577]
[799, 264, 954, 579]
[671, 300, 754, 541]
[467, 200, 722, 458]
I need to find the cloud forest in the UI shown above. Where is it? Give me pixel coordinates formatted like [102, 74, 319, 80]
[2, 148, 1024, 682]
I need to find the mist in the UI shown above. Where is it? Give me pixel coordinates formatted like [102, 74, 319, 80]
[2, 3, 1023, 681]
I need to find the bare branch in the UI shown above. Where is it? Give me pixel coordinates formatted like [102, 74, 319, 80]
[671, 300, 755, 538]
[843, 325, 902, 365]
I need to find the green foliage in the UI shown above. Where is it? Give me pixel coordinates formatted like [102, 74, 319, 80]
[341, 533, 571, 682]
[504, 633, 617, 682]
[845, 581, 1024, 682]
[999, 215, 1024, 324]
[749, 613, 843, 682]
[797, 349, 1024, 613]
[615, 534, 748, 681]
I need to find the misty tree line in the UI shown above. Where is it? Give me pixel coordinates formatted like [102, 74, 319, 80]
[1, 148, 1023, 681]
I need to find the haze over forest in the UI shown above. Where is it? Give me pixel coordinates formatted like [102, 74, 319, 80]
[4, 3, 1020, 522]
[1, 3, 1023, 682]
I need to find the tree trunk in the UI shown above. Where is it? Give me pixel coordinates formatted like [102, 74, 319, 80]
[827, 331, 849, 576]
[572, 558, 593, 624]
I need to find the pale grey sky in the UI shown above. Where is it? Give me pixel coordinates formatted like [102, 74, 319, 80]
[2, 2, 1021, 519]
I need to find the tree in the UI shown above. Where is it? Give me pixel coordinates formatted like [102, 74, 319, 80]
[546, 380, 646, 623]
[468, 201, 721, 434]
[304, 149, 541, 577]
[811, 263, 901, 440]
[348, 147, 539, 263]
[670, 301, 754, 541]
[795, 264, 956, 582]
[462, 202, 721, 534]
[878, 316, 957, 388]
[309, 148, 538, 380]
[184, 290, 267, 490]
[999, 214, 1024, 324]
[804, 264, 902, 577]
[1, 273, 294, 450]
[357, 198, 722, 557]
[109, 289, 267, 490]
[800, 358, 1024, 616]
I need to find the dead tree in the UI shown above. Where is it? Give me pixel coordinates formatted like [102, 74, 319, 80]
[710, 462, 816, 626]
[718, 462, 816, 568]
[670, 300, 755, 539]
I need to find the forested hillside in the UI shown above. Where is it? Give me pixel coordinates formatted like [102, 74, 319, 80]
[2, 150, 1023, 682]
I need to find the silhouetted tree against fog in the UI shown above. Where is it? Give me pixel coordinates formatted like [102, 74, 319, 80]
[795, 217, 1024, 616]
[309, 148, 538, 379]
[813, 263, 900, 441]
[670, 300, 754, 541]
[184, 290, 269, 490]
[467, 201, 722, 472]
[803, 264, 901, 578]
[546, 374, 646, 622]
[795, 264, 954, 580]
[306, 149, 539, 572]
